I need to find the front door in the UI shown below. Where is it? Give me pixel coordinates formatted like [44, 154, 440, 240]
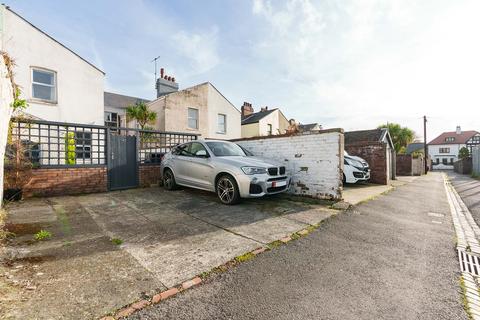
[108, 134, 138, 190]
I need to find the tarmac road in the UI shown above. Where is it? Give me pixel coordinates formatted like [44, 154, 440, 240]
[129, 172, 467, 320]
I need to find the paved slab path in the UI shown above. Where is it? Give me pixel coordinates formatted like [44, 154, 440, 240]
[130, 172, 467, 320]
[448, 171, 480, 225]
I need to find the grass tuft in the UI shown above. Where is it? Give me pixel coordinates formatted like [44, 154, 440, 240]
[34, 230, 52, 241]
[111, 238, 123, 245]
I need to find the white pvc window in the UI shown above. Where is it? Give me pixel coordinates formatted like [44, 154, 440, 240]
[32, 68, 56, 102]
[217, 114, 226, 133]
[188, 108, 199, 129]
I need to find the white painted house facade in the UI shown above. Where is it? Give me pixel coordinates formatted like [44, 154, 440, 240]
[0, 5, 105, 125]
[148, 81, 241, 140]
[428, 126, 480, 170]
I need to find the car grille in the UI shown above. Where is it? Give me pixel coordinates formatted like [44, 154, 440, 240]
[353, 172, 364, 178]
[267, 185, 287, 193]
[268, 166, 286, 176]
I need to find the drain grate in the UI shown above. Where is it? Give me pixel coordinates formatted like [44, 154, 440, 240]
[459, 249, 480, 276]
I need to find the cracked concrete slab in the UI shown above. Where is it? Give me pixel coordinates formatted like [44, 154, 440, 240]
[1, 187, 334, 319]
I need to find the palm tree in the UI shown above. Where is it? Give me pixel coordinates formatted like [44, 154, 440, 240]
[378, 123, 415, 154]
[126, 101, 157, 129]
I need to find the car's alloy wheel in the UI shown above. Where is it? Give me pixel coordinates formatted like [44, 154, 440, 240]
[217, 175, 240, 205]
[163, 169, 177, 190]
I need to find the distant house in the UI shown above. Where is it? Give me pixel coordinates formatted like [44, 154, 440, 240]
[148, 74, 241, 139]
[428, 126, 480, 169]
[240, 102, 289, 138]
[0, 5, 105, 125]
[344, 128, 396, 185]
[406, 142, 424, 155]
[298, 123, 322, 133]
[104, 92, 150, 128]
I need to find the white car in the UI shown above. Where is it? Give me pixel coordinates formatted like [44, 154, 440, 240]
[343, 151, 370, 184]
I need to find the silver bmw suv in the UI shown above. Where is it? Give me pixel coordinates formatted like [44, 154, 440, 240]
[160, 140, 291, 205]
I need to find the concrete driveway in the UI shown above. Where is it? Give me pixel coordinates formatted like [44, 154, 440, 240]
[0, 187, 336, 319]
[342, 176, 418, 205]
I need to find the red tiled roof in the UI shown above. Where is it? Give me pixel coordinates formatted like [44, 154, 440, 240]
[428, 130, 479, 145]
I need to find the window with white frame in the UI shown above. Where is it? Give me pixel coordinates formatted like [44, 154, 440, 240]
[188, 108, 199, 129]
[75, 131, 92, 160]
[105, 112, 120, 128]
[32, 68, 56, 102]
[267, 124, 273, 135]
[217, 114, 226, 134]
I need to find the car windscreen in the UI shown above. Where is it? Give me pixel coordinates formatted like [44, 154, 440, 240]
[206, 141, 247, 157]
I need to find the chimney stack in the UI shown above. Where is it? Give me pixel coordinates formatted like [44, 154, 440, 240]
[156, 67, 179, 97]
[260, 106, 268, 112]
[456, 126, 461, 135]
[241, 102, 254, 117]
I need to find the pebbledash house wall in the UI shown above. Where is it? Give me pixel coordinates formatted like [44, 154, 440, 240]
[234, 129, 344, 200]
[345, 142, 389, 185]
[22, 164, 161, 198]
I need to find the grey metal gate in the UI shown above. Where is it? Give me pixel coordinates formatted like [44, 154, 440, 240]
[108, 134, 138, 190]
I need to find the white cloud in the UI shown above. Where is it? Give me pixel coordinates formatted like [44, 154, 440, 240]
[250, 0, 480, 139]
[172, 27, 220, 75]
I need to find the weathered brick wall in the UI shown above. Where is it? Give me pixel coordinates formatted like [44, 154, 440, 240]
[234, 129, 344, 200]
[396, 154, 412, 176]
[139, 165, 161, 187]
[345, 142, 387, 184]
[23, 167, 107, 198]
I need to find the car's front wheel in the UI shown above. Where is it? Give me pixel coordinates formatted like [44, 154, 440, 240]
[216, 175, 240, 205]
[163, 169, 178, 190]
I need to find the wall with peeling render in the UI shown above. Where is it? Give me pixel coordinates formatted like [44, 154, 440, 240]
[234, 129, 344, 200]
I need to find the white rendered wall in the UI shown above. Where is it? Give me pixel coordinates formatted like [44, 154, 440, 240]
[236, 130, 344, 200]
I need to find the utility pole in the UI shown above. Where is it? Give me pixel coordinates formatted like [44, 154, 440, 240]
[151, 55, 160, 89]
[424, 115, 428, 173]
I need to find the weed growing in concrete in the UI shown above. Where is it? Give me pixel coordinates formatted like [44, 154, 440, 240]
[459, 276, 473, 319]
[267, 240, 284, 249]
[234, 252, 255, 263]
[111, 238, 123, 245]
[34, 230, 52, 241]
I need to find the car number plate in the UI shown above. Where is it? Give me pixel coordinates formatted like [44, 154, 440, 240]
[272, 180, 287, 187]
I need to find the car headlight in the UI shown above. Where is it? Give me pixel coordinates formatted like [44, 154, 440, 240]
[242, 166, 267, 175]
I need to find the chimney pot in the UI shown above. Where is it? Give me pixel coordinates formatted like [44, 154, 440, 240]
[160, 68, 164, 78]
[241, 102, 254, 117]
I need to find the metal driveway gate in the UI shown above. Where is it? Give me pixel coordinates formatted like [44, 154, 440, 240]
[108, 133, 138, 190]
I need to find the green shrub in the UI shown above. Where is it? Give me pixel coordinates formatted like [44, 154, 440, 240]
[34, 230, 52, 241]
[65, 131, 76, 165]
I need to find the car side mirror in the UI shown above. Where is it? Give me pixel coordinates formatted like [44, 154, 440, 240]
[196, 150, 209, 158]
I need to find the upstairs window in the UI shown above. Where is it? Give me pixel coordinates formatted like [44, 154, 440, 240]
[105, 112, 120, 128]
[445, 137, 455, 142]
[188, 108, 199, 129]
[217, 114, 226, 134]
[439, 147, 450, 153]
[32, 68, 56, 103]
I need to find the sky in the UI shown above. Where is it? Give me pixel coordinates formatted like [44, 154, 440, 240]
[7, 0, 480, 141]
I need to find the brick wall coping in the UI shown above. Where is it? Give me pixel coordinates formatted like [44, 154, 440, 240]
[230, 128, 344, 142]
